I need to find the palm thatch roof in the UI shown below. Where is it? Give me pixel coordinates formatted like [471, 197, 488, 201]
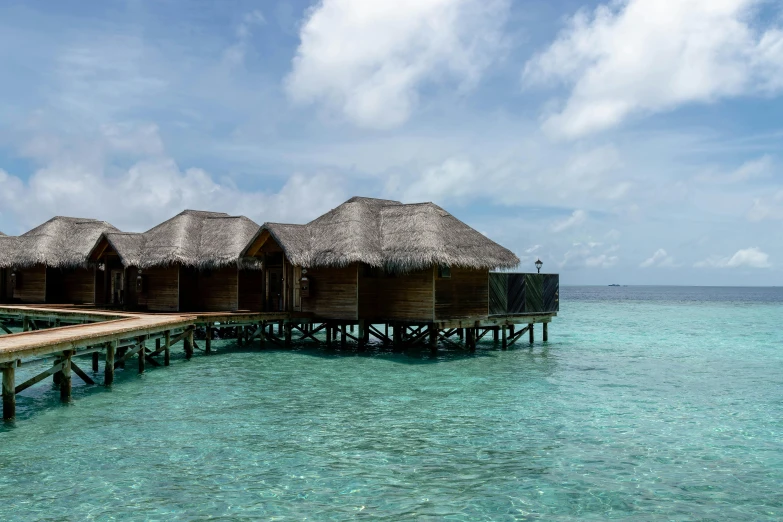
[93, 210, 261, 270]
[0, 217, 118, 269]
[245, 197, 520, 271]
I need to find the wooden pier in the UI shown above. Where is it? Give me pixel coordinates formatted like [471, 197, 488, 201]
[0, 304, 554, 421]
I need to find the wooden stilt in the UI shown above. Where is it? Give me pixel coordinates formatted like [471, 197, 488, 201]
[156, 338, 161, 353]
[493, 327, 499, 342]
[2, 365, 15, 420]
[543, 322, 548, 342]
[105, 342, 116, 385]
[466, 328, 475, 353]
[384, 323, 389, 345]
[429, 325, 438, 356]
[340, 324, 347, 349]
[117, 347, 127, 369]
[22, 316, 29, 332]
[393, 324, 402, 352]
[184, 328, 194, 359]
[259, 322, 266, 348]
[510, 325, 515, 337]
[350, 324, 354, 334]
[458, 328, 464, 340]
[138, 338, 146, 374]
[326, 322, 332, 347]
[501, 326, 507, 350]
[529, 323, 534, 344]
[284, 323, 292, 347]
[164, 331, 171, 366]
[358, 321, 366, 351]
[53, 356, 63, 386]
[205, 325, 212, 355]
[92, 351, 99, 372]
[60, 352, 72, 402]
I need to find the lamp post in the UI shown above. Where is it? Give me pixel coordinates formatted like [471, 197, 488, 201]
[535, 259, 543, 274]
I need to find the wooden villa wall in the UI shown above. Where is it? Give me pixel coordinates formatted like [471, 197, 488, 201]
[137, 266, 179, 312]
[194, 266, 238, 312]
[301, 264, 358, 320]
[0, 268, 9, 303]
[435, 267, 489, 320]
[46, 267, 95, 304]
[13, 265, 46, 303]
[125, 267, 139, 308]
[239, 269, 263, 311]
[358, 266, 434, 322]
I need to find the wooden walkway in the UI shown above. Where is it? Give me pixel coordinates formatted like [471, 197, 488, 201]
[0, 305, 556, 422]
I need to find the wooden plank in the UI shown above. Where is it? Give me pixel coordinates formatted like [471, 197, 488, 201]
[15, 360, 65, 394]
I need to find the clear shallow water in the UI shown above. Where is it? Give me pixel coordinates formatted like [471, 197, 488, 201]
[1, 286, 782, 520]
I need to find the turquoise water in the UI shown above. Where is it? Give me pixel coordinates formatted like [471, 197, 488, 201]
[1, 286, 782, 520]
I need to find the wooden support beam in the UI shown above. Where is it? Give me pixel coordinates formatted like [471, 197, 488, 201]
[105, 342, 115, 385]
[22, 316, 29, 332]
[70, 361, 95, 385]
[114, 343, 144, 369]
[2, 365, 15, 420]
[60, 352, 72, 402]
[326, 322, 332, 347]
[458, 328, 464, 340]
[258, 322, 266, 348]
[393, 324, 402, 353]
[184, 328, 194, 360]
[138, 338, 146, 374]
[15, 360, 65, 394]
[284, 322, 292, 347]
[529, 323, 534, 344]
[340, 324, 346, 349]
[0, 322, 12, 335]
[92, 351, 99, 372]
[493, 327, 499, 342]
[116, 347, 127, 369]
[205, 325, 212, 355]
[501, 326, 507, 350]
[428, 325, 438, 356]
[294, 322, 325, 343]
[467, 328, 476, 353]
[164, 331, 171, 366]
[358, 320, 367, 351]
[543, 322, 548, 342]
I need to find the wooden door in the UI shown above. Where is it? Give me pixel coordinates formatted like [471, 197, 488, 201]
[267, 267, 283, 311]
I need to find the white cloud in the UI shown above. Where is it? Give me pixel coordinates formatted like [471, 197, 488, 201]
[697, 154, 776, 183]
[525, 244, 541, 254]
[585, 254, 618, 268]
[747, 190, 783, 221]
[0, 124, 346, 233]
[223, 10, 266, 67]
[695, 247, 772, 268]
[559, 241, 619, 269]
[285, 0, 509, 128]
[551, 209, 587, 232]
[523, 0, 783, 139]
[640, 248, 676, 268]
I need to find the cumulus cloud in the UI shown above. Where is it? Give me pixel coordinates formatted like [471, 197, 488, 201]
[523, 0, 783, 138]
[285, 0, 509, 128]
[695, 247, 772, 268]
[640, 248, 676, 268]
[0, 124, 346, 233]
[559, 241, 619, 269]
[551, 210, 587, 232]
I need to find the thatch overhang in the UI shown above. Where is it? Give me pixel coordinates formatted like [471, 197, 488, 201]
[0, 217, 118, 269]
[89, 210, 262, 270]
[241, 196, 520, 272]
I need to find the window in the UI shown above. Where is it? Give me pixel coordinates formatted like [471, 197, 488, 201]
[438, 265, 451, 278]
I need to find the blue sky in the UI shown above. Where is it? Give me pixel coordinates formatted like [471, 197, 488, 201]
[1, 0, 782, 285]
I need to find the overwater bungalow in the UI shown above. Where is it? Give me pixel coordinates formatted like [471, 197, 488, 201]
[0, 217, 117, 304]
[241, 197, 524, 325]
[89, 210, 262, 312]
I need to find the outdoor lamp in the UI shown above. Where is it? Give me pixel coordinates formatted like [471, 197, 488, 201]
[535, 259, 543, 274]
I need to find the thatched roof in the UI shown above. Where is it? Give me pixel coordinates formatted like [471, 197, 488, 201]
[245, 196, 520, 271]
[93, 210, 261, 270]
[0, 217, 118, 269]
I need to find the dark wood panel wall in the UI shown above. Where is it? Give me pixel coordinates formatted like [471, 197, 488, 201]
[50, 268, 95, 304]
[193, 266, 238, 312]
[301, 264, 358, 320]
[13, 265, 46, 303]
[238, 269, 263, 311]
[137, 266, 179, 312]
[435, 267, 489, 320]
[0, 268, 9, 303]
[358, 266, 435, 322]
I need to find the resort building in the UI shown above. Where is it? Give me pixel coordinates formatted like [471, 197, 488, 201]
[0, 217, 118, 304]
[241, 197, 522, 323]
[89, 210, 262, 312]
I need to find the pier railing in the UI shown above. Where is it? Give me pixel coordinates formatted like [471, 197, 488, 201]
[489, 273, 559, 315]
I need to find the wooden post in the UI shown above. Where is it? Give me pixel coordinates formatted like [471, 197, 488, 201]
[493, 327, 499, 342]
[350, 324, 354, 334]
[2, 365, 15, 420]
[205, 325, 212, 355]
[467, 328, 475, 353]
[284, 322, 292, 347]
[22, 316, 29, 332]
[60, 352, 72, 402]
[138, 338, 146, 374]
[164, 331, 171, 366]
[358, 321, 366, 351]
[105, 342, 116, 385]
[384, 323, 389, 345]
[117, 347, 127, 369]
[92, 351, 99, 372]
[185, 328, 194, 359]
[326, 322, 332, 347]
[428, 325, 437, 356]
[510, 325, 515, 337]
[393, 324, 402, 352]
[53, 356, 63, 386]
[156, 338, 161, 353]
[458, 328, 464, 340]
[543, 322, 548, 342]
[340, 324, 347, 349]
[259, 322, 266, 348]
[529, 323, 534, 344]
[501, 326, 507, 350]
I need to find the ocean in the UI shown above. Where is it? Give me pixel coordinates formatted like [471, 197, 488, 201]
[0, 286, 781, 520]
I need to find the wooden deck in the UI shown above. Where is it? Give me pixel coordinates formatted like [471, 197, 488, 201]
[0, 305, 557, 422]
